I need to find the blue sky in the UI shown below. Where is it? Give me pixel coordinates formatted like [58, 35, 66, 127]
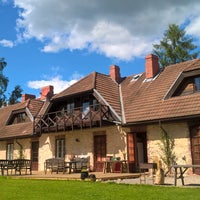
[1, 0, 200, 98]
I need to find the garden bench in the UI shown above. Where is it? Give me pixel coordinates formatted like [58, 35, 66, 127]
[44, 158, 66, 174]
[0, 159, 32, 175]
[0, 160, 14, 175]
[13, 159, 32, 175]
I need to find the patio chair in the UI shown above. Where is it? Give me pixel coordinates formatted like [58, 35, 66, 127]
[139, 163, 157, 184]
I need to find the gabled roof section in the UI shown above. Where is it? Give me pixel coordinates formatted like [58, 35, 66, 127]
[164, 59, 200, 99]
[0, 99, 44, 140]
[25, 99, 44, 117]
[121, 58, 200, 124]
[52, 72, 96, 99]
[52, 71, 122, 119]
[94, 72, 121, 119]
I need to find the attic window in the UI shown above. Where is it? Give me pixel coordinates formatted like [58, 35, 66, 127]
[173, 75, 200, 97]
[194, 77, 200, 91]
[7, 112, 30, 125]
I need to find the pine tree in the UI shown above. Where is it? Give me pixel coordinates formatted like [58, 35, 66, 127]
[8, 85, 23, 105]
[153, 24, 199, 68]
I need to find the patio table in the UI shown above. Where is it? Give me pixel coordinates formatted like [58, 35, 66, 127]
[103, 160, 129, 173]
[172, 164, 200, 186]
[65, 160, 88, 174]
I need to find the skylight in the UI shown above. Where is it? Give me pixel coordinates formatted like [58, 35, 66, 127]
[131, 74, 142, 82]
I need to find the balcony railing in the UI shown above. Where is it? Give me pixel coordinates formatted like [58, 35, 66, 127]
[34, 104, 115, 134]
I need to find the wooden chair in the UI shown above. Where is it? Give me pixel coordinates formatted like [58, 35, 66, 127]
[139, 163, 157, 184]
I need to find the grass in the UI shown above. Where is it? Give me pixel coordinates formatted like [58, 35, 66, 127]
[0, 176, 200, 200]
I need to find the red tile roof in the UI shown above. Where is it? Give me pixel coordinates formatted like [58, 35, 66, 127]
[53, 72, 122, 118]
[0, 99, 44, 140]
[1, 57, 200, 140]
[52, 58, 200, 124]
[121, 58, 200, 124]
[52, 72, 96, 99]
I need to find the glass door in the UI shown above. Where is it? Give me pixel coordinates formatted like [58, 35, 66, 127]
[31, 141, 39, 171]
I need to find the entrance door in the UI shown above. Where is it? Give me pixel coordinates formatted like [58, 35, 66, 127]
[136, 133, 147, 165]
[94, 135, 106, 172]
[127, 132, 147, 172]
[31, 141, 39, 171]
[127, 133, 135, 172]
[191, 126, 200, 174]
[137, 142, 144, 164]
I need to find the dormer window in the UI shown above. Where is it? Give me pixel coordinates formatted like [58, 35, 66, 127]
[194, 77, 200, 91]
[164, 68, 200, 100]
[7, 111, 30, 125]
[172, 75, 200, 97]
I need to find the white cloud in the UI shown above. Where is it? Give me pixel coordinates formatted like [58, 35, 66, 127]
[186, 16, 200, 38]
[13, 0, 200, 61]
[28, 73, 83, 94]
[0, 39, 14, 48]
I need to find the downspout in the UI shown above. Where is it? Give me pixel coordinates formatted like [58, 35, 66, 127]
[119, 84, 126, 124]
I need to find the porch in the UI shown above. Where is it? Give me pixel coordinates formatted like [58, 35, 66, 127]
[8, 171, 200, 187]
[8, 170, 140, 182]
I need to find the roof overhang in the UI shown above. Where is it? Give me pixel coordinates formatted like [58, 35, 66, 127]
[124, 114, 200, 126]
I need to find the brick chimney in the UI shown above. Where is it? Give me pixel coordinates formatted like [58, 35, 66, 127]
[40, 85, 54, 100]
[145, 54, 160, 79]
[21, 94, 36, 103]
[110, 65, 121, 83]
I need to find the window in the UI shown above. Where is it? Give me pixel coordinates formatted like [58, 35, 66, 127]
[67, 103, 74, 115]
[82, 102, 90, 118]
[8, 112, 29, 125]
[6, 143, 13, 160]
[93, 99, 99, 111]
[194, 77, 200, 91]
[172, 76, 200, 97]
[56, 138, 65, 158]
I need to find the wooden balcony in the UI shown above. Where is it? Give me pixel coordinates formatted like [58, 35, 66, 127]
[34, 104, 116, 134]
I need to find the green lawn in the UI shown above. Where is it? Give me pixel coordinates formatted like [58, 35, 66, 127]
[1, 176, 199, 200]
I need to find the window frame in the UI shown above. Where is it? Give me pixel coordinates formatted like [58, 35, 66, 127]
[55, 137, 65, 159]
[6, 143, 14, 160]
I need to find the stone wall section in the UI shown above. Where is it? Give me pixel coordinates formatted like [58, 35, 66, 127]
[38, 125, 127, 171]
[147, 122, 192, 174]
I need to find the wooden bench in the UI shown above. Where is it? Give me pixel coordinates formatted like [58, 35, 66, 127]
[44, 158, 66, 174]
[13, 159, 32, 175]
[0, 159, 32, 175]
[0, 160, 14, 175]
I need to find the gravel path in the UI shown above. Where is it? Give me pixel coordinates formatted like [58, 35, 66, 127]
[110, 175, 200, 187]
